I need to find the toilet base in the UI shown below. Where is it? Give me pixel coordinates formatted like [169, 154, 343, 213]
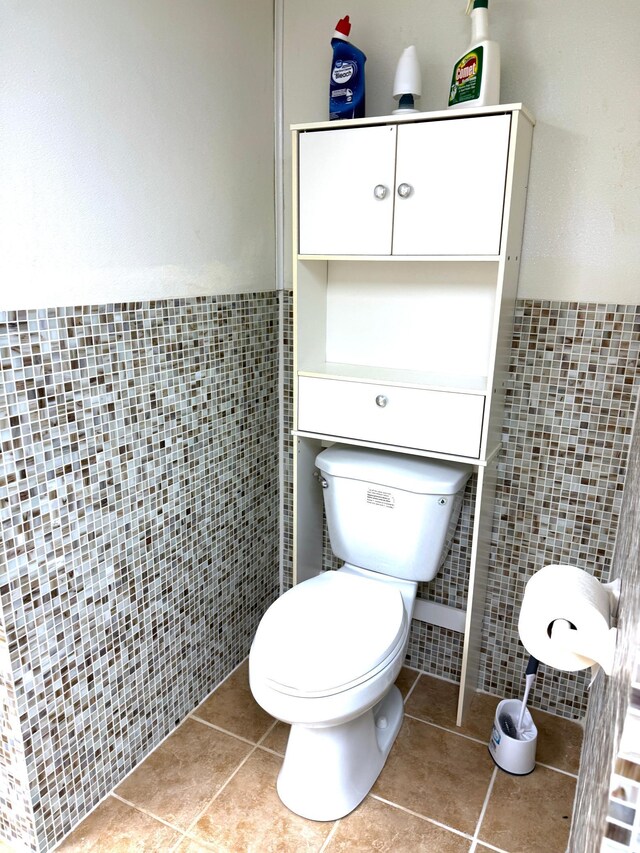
[276, 685, 404, 821]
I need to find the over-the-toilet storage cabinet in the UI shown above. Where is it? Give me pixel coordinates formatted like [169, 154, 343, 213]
[291, 104, 534, 725]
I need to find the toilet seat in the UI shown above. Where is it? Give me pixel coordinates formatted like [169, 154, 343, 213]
[252, 571, 407, 698]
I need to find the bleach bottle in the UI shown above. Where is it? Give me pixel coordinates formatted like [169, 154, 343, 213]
[330, 15, 366, 120]
[448, 0, 500, 109]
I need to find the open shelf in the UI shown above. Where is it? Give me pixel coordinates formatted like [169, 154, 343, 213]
[298, 254, 501, 263]
[298, 362, 488, 394]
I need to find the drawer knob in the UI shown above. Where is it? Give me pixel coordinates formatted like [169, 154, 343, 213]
[397, 182, 413, 199]
[375, 394, 388, 408]
[373, 184, 388, 200]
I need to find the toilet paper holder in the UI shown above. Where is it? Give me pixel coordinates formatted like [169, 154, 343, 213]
[549, 577, 620, 676]
[519, 567, 621, 679]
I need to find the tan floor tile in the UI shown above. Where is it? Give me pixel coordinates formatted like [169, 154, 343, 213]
[479, 764, 576, 853]
[396, 666, 421, 699]
[57, 795, 182, 851]
[188, 748, 334, 851]
[531, 709, 583, 774]
[325, 796, 471, 852]
[261, 720, 290, 755]
[115, 717, 251, 829]
[405, 675, 497, 742]
[193, 659, 273, 742]
[372, 716, 494, 835]
[406, 676, 584, 776]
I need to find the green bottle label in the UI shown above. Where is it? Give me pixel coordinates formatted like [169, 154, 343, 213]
[449, 45, 484, 106]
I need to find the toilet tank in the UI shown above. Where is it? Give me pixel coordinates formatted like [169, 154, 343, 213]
[316, 445, 471, 582]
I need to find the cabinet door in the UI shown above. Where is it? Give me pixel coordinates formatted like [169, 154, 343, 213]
[392, 114, 511, 255]
[298, 125, 397, 256]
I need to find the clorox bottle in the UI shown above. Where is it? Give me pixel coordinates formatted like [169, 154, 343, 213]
[330, 15, 366, 120]
[448, 0, 500, 109]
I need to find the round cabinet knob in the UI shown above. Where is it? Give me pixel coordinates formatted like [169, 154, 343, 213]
[397, 182, 413, 199]
[373, 184, 388, 200]
[375, 394, 388, 408]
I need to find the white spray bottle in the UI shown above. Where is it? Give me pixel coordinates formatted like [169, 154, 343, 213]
[448, 0, 500, 109]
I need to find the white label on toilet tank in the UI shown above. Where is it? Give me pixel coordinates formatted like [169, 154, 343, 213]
[366, 488, 395, 509]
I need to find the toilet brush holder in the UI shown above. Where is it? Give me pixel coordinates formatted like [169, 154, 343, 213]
[488, 698, 537, 775]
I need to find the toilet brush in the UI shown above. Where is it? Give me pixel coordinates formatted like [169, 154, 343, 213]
[516, 655, 540, 735]
[489, 654, 539, 774]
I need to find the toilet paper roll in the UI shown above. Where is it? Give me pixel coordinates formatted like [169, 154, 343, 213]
[518, 564, 617, 675]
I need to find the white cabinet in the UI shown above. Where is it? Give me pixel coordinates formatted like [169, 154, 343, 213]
[291, 105, 534, 726]
[298, 114, 511, 257]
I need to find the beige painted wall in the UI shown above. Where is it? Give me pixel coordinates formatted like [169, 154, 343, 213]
[283, 0, 640, 302]
[0, 0, 275, 309]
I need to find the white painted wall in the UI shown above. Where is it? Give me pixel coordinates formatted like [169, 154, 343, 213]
[283, 0, 640, 303]
[0, 0, 275, 309]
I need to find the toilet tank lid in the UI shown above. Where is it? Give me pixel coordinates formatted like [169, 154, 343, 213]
[316, 446, 471, 495]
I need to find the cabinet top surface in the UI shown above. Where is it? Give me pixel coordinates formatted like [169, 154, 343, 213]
[291, 102, 534, 132]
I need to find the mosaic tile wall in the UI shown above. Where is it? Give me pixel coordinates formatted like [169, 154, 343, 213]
[569, 407, 640, 853]
[282, 298, 640, 718]
[0, 613, 37, 851]
[0, 293, 280, 851]
[481, 302, 640, 718]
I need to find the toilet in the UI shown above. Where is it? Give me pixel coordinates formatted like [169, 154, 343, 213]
[249, 444, 471, 821]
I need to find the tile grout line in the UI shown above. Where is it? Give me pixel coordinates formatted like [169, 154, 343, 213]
[402, 671, 422, 704]
[172, 719, 281, 851]
[471, 841, 510, 853]
[110, 792, 187, 838]
[535, 760, 579, 779]
[189, 713, 270, 747]
[403, 711, 579, 778]
[176, 743, 262, 849]
[471, 766, 499, 849]
[403, 712, 490, 747]
[318, 818, 342, 853]
[369, 793, 475, 843]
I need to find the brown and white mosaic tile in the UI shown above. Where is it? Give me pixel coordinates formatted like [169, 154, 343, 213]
[482, 302, 640, 718]
[1, 292, 639, 852]
[0, 293, 280, 851]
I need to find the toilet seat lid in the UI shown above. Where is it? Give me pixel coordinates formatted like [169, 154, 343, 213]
[253, 571, 407, 697]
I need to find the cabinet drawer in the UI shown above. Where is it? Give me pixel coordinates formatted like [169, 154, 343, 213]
[297, 376, 484, 458]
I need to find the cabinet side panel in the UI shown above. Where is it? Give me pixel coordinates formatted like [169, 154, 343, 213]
[294, 260, 328, 392]
[457, 458, 498, 725]
[481, 113, 534, 459]
[293, 437, 325, 585]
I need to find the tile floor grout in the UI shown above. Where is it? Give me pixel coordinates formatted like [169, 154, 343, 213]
[168, 718, 287, 851]
[176, 673, 577, 853]
[109, 791, 184, 837]
[179, 742, 262, 846]
[318, 819, 341, 853]
[188, 687, 577, 779]
[369, 793, 475, 842]
[471, 766, 499, 847]
[189, 712, 267, 746]
[57, 666, 579, 852]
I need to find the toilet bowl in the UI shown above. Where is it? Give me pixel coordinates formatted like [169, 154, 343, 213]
[249, 566, 416, 820]
[249, 445, 471, 821]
